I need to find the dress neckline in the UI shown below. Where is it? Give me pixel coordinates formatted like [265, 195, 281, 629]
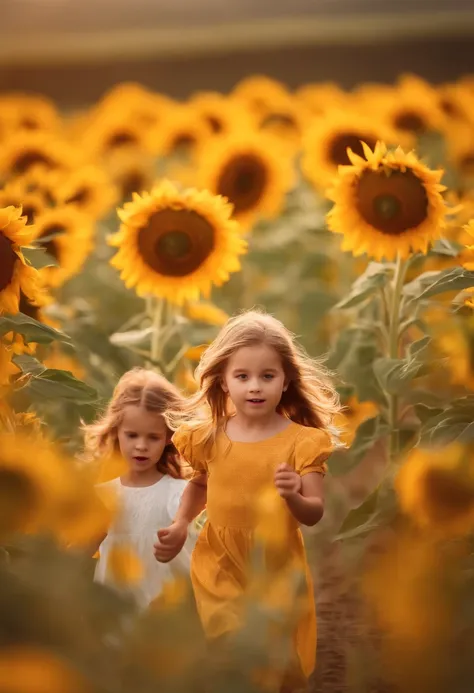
[222, 420, 296, 445]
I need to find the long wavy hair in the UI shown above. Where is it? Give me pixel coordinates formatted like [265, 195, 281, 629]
[167, 309, 342, 449]
[83, 368, 187, 478]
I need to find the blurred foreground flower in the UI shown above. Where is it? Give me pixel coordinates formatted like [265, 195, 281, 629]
[106, 544, 143, 585]
[0, 205, 42, 314]
[326, 141, 446, 260]
[109, 179, 247, 304]
[396, 443, 474, 538]
[334, 395, 378, 446]
[0, 433, 113, 546]
[0, 647, 90, 693]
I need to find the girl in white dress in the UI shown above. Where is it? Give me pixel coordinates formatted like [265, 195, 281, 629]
[83, 368, 195, 608]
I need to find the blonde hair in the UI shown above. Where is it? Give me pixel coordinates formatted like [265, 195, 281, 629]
[83, 368, 187, 478]
[169, 309, 341, 446]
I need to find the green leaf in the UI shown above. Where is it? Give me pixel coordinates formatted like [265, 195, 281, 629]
[373, 356, 427, 395]
[22, 246, 57, 269]
[330, 416, 389, 477]
[430, 238, 462, 257]
[0, 313, 71, 345]
[406, 267, 474, 302]
[12, 354, 46, 376]
[22, 369, 98, 403]
[408, 335, 431, 359]
[109, 326, 153, 348]
[335, 262, 393, 309]
[328, 329, 384, 402]
[335, 490, 380, 541]
[420, 396, 474, 445]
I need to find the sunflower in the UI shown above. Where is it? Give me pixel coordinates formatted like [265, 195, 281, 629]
[109, 179, 247, 305]
[435, 315, 474, 391]
[146, 104, 212, 159]
[6, 164, 62, 208]
[256, 94, 311, 149]
[396, 443, 474, 538]
[378, 74, 445, 137]
[82, 115, 149, 160]
[295, 82, 348, 116]
[185, 301, 229, 326]
[446, 123, 474, 179]
[301, 110, 402, 191]
[0, 205, 42, 314]
[0, 183, 45, 225]
[103, 145, 156, 203]
[334, 395, 378, 447]
[326, 141, 447, 261]
[190, 91, 254, 137]
[436, 82, 474, 123]
[32, 207, 95, 288]
[231, 75, 290, 116]
[93, 82, 173, 131]
[0, 647, 90, 693]
[0, 433, 73, 536]
[54, 164, 117, 220]
[0, 405, 42, 435]
[462, 219, 474, 270]
[0, 131, 79, 177]
[198, 131, 294, 230]
[0, 93, 61, 133]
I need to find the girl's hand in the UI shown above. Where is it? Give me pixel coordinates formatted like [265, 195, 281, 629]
[274, 463, 302, 499]
[153, 520, 188, 563]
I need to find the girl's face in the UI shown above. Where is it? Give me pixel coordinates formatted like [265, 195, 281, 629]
[222, 343, 287, 419]
[117, 405, 169, 475]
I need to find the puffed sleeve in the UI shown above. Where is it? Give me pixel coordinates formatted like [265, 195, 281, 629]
[293, 427, 333, 477]
[172, 425, 208, 477]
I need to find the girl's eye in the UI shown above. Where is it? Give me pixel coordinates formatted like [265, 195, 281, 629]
[264, 374, 274, 380]
[149, 435, 160, 441]
[236, 374, 247, 380]
[126, 432, 137, 439]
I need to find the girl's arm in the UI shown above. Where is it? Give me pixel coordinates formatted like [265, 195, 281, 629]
[285, 473, 324, 526]
[274, 463, 324, 527]
[154, 475, 207, 563]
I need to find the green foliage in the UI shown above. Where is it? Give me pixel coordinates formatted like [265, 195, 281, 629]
[0, 313, 71, 345]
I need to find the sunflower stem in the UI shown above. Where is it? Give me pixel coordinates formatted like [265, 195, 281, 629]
[150, 297, 165, 365]
[388, 254, 408, 465]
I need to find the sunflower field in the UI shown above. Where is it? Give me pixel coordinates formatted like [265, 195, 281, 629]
[2, 72, 474, 692]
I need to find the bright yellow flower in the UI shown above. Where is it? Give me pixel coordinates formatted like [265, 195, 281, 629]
[396, 444, 474, 538]
[326, 141, 447, 260]
[109, 180, 247, 305]
[0, 205, 43, 314]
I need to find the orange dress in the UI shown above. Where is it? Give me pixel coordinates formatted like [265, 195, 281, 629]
[173, 422, 333, 683]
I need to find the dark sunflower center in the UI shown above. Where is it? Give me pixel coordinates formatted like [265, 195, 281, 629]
[23, 203, 38, 225]
[0, 234, 17, 292]
[460, 155, 474, 175]
[328, 133, 377, 166]
[423, 467, 474, 522]
[19, 292, 39, 320]
[393, 111, 427, 133]
[261, 113, 296, 130]
[0, 467, 38, 534]
[439, 98, 460, 118]
[207, 116, 222, 134]
[13, 151, 54, 175]
[121, 172, 146, 201]
[137, 209, 215, 277]
[217, 153, 267, 215]
[66, 186, 91, 206]
[39, 224, 64, 260]
[20, 117, 39, 130]
[171, 134, 196, 152]
[107, 132, 138, 149]
[356, 168, 429, 235]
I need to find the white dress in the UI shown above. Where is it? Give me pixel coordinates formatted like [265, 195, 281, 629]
[94, 475, 195, 608]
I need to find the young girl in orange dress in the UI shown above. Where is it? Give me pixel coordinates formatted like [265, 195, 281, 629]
[154, 310, 341, 689]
